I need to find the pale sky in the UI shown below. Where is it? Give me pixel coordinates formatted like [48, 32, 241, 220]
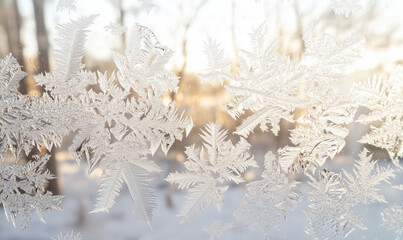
[15, 0, 403, 73]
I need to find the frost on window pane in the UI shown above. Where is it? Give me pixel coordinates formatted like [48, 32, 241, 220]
[166, 122, 256, 223]
[330, 0, 362, 17]
[56, 0, 77, 13]
[0, 54, 64, 229]
[305, 170, 366, 239]
[51, 230, 82, 240]
[233, 152, 301, 235]
[279, 31, 365, 173]
[381, 204, 403, 235]
[305, 148, 397, 239]
[52, 23, 193, 227]
[0, 53, 74, 155]
[354, 66, 403, 167]
[138, 0, 156, 14]
[201, 23, 365, 173]
[343, 148, 395, 205]
[105, 22, 127, 35]
[0, 155, 63, 229]
[1, 0, 402, 236]
[201, 23, 304, 138]
[3, 13, 192, 228]
[203, 220, 233, 240]
[35, 15, 99, 99]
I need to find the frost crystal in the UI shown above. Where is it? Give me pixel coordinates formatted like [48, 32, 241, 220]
[305, 148, 397, 238]
[0, 54, 64, 229]
[278, 31, 364, 172]
[203, 220, 233, 240]
[381, 204, 403, 235]
[343, 148, 395, 205]
[51, 230, 83, 240]
[330, 0, 361, 17]
[105, 22, 127, 35]
[56, 0, 77, 13]
[201, 23, 304, 137]
[0, 54, 73, 156]
[3, 14, 192, 228]
[1, 0, 402, 236]
[234, 152, 301, 235]
[166, 122, 256, 223]
[0, 155, 63, 229]
[202, 24, 365, 173]
[35, 15, 99, 99]
[305, 170, 366, 239]
[138, 0, 156, 14]
[61, 24, 193, 227]
[355, 66, 403, 167]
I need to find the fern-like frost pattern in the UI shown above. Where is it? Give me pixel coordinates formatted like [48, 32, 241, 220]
[330, 0, 361, 17]
[166, 122, 256, 223]
[201, 23, 304, 137]
[305, 170, 366, 239]
[355, 66, 403, 167]
[2, 15, 192, 228]
[51, 230, 83, 240]
[0, 54, 64, 229]
[278, 31, 364, 172]
[0, 155, 63, 229]
[203, 220, 233, 240]
[343, 148, 395, 204]
[381, 204, 403, 235]
[0, 1, 402, 237]
[61, 24, 194, 226]
[234, 152, 302, 235]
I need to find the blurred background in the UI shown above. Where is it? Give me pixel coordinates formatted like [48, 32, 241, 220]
[0, 0, 402, 239]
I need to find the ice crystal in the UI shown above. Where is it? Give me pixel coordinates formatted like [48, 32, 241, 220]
[2, 15, 192, 228]
[330, 0, 361, 17]
[305, 170, 366, 239]
[0, 45, 66, 230]
[56, 0, 77, 13]
[355, 66, 403, 167]
[166, 122, 256, 223]
[105, 22, 127, 35]
[138, 0, 156, 14]
[0, 53, 66, 228]
[201, 23, 304, 137]
[0, 54, 73, 156]
[0, 155, 63, 229]
[203, 220, 233, 240]
[343, 148, 395, 205]
[278, 31, 364, 172]
[305, 148, 397, 238]
[1, 0, 401, 236]
[64, 24, 193, 227]
[202, 24, 365, 173]
[234, 152, 301, 235]
[51, 230, 82, 240]
[381, 204, 403, 235]
[35, 15, 99, 99]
